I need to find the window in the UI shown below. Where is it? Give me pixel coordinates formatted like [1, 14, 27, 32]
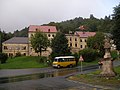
[70, 43, 72, 47]
[52, 34, 54, 37]
[4, 46, 8, 50]
[30, 34, 33, 38]
[48, 34, 51, 37]
[70, 37, 72, 41]
[75, 38, 77, 41]
[36, 28, 38, 31]
[23, 53, 26, 56]
[80, 39, 82, 42]
[48, 29, 50, 32]
[22, 46, 26, 50]
[85, 39, 87, 42]
[30, 47, 32, 51]
[75, 43, 77, 47]
[80, 45, 83, 48]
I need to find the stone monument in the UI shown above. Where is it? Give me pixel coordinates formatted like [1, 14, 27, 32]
[100, 36, 116, 77]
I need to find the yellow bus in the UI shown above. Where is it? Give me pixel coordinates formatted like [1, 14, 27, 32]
[52, 56, 76, 68]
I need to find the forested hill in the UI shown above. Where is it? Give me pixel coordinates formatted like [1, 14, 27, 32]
[43, 15, 113, 34]
[13, 27, 29, 37]
[1, 14, 113, 39]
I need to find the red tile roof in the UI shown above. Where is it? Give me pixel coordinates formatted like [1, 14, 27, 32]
[29, 25, 57, 33]
[75, 31, 96, 38]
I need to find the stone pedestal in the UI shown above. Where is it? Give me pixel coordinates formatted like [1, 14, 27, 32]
[100, 58, 116, 77]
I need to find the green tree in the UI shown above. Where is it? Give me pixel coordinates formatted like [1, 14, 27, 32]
[79, 48, 99, 62]
[14, 27, 28, 37]
[31, 32, 50, 56]
[112, 3, 120, 50]
[0, 53, 8, 64]
[0, 30, 13, 52]
[87, 32, 105, 56]
[51, 32, 71, 58]
[0, 31, 2, 52]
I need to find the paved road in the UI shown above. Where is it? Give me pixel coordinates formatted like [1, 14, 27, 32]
[0, 60, 120, 90]
[0, 71, 106, 90]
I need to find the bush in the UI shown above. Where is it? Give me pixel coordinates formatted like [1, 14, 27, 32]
[111, 50, 119, 59]
[79, 48, 99, 62]
[0, 53, 8, 64]
[50, 52, 59, 62]
[73, 53, 79, 66]
[36, 56, 47, 63]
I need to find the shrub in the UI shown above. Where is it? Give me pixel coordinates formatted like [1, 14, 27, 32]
[50, 52, 59, 62]
[79, 48, 99, 62]
[36, 56, 47, 63]
[73, 53, 79, 65]
[111, 50, 119, 59]
[0, 53, 8, 64]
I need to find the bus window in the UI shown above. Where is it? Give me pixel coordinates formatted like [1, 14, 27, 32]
[54, 59, 58, 62]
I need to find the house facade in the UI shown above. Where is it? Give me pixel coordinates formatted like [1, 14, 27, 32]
[28, 25, 58, 56]
[2, 37, 29, 57]
[66, 31, 96, 53]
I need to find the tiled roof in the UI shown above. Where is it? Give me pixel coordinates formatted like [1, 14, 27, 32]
[29, 25, 57, 33]
[3, 37, 28, 44]
[75, 31, 96, 38]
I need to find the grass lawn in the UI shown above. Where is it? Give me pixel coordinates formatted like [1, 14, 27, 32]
[77, 59, 99, 66]
[0, 56, 49, 69]
[68, 66, 120, 89]
[0, 56, 100, 69]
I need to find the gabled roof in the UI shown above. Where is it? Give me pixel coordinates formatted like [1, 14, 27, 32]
[3, 37, 28, 44]
[75, 31, 96, 38]
[29, 25, 57, 33]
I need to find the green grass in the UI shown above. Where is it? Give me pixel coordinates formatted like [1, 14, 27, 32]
[0, 56, 49, 69]
[0, 56, 100, 69]
[69, 66, 120, 88]
[77, 60, 99, 66]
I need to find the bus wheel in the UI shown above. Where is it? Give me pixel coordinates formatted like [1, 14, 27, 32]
[69, 64, 73, 68]
[57, 65, 61, 69]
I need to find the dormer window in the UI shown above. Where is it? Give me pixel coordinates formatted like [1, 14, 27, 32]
[48, 29, 50, 32]
[36, 28, 38, 31]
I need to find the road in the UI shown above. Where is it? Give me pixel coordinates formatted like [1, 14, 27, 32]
[0, 60, 120, 90]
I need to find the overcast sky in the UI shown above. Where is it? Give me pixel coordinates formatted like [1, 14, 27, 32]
[0, 0, 119, 33]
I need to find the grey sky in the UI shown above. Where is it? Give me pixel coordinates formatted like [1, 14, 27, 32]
[0, 0, 119, 32]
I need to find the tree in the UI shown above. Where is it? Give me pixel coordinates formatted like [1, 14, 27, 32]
[31, 32, 50, 56]
[79, 48, 99, 62]
[0, 31, 2, 52]
[87, 32, 105, 57]
[0, 53, 8, 64]
[0, 30, 13, 52]
[112, 3, 120, 50]
[14, 27, 28, 37]
[51, 32, 71, 58]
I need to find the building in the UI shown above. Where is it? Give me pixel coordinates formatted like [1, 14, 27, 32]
[66, 34, 81, 53]
[28, 25, 58, 56]
[2, 25, 58, 57]
[2, 25, 97, 56]
[2, 37, 29, 57]
[66, 31, 96, 53]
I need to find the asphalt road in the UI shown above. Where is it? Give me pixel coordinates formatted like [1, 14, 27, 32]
[0, 60, 120, 90]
